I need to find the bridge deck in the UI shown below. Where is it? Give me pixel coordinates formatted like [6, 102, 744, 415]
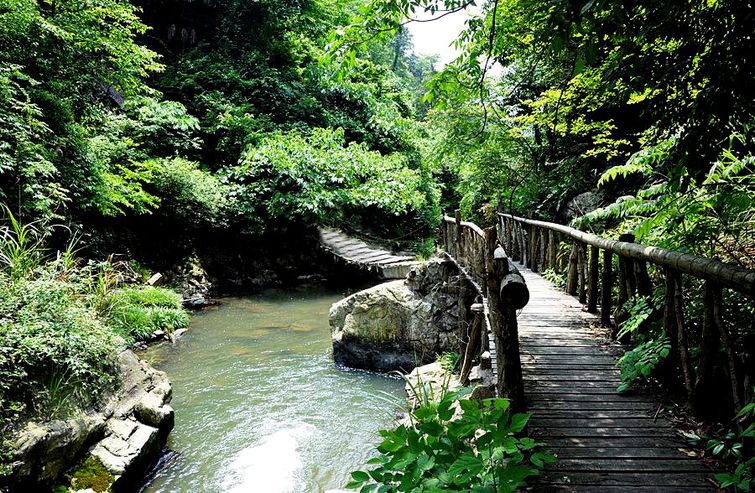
[516, 264, 715, 492]
[319, 227, 421, 279]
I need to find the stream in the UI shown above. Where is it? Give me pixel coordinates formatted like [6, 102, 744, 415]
[140, 286, 404, 493]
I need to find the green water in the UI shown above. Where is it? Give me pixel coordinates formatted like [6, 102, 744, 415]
[141, 287, 404, 493]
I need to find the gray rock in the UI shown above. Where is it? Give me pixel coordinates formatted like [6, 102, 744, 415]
[8, 415, 106, 487]
[565, 190, 605, 218]
[330, 259, 464, 373]
[6, 350, 174, 491]
[404, 362, 461, 409]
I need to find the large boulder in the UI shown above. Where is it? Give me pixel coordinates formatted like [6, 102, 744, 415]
[4, 350, 174, 492]
[330, 259, 465, 372]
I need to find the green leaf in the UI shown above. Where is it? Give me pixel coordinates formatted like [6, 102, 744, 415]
[351, 471, 370, 482]
[508, 413, 530, 433]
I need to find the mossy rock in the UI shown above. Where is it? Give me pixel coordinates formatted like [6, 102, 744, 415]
[69, 456, 114, 493]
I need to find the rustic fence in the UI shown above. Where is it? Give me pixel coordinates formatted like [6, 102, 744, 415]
[439, 212, 529, 407]
[498, 211, 755, 415]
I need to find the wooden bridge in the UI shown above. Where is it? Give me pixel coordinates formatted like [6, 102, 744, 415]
[318, 227, 422, 279]
[440, 210, 755, 492]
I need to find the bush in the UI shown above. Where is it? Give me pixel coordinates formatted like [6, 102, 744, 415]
[347, 388, 555, 492]
[0, 210, 188, 452]
[150, 157, 227, 225]
[106, 286, 189, 340]
[0, 278, 123, 422]
[224, 127, 434, 234]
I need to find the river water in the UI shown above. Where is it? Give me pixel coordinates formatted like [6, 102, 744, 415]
[141, 287, 404, 493]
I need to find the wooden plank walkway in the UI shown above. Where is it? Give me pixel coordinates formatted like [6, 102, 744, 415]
[318, 227, 421, 279]
[515, 263, 715, 492]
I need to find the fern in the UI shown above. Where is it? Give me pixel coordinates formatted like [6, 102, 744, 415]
[597, 138, 674, 188]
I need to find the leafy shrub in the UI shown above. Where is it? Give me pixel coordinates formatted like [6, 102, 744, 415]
[617, 338, 671, 392]
[0, 210, 188, 448]
[110, 286, 183, 308]
[686, 396, 755, 491]
[542, 269, 566, 290]
[347, 388, 555, 492]
[0, 278, 123, 421]
[150, 157, 227, 225]
[224, 127, 433, 234]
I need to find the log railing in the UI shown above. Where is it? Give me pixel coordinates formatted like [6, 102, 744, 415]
[440, 212, 530, 407]
[498, 211, 755, 414]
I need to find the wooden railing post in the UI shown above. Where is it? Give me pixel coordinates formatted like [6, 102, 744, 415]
[459, 308, 483, 386]
[713, 285, 743, 412]
[529, 225, 538, 272]
[547, 230, 556, 272]
[663, 269, 695, 400]
[578, 242, 587, 304]
[600, 249, 613, 326]
[539, 229, 547, 271]
[484, 228, 525, 408]
[566, 242, 578, 295]
[454, 209, 462, 258]
[587, 245, 599, 312]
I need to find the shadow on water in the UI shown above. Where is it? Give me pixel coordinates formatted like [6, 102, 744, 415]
[140, 285, 404, 493]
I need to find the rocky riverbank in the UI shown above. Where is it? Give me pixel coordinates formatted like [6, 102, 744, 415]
[4, 351, 173, 493]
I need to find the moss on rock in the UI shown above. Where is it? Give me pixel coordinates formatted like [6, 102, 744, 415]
[70, 456, 114, 493]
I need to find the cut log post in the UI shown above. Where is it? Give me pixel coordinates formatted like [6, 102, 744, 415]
[600, 249, 613, 326]
[485, 228, 524, 408]
[529, 225, 538, 272]
[587, 245, 599, 312]
[713, 286, 743, 412]
[459, 310, 482, 385]
[693, 281, 722, 417]
[499, 261, 530, 310]
[547, 230, 557, 273]
[578, 242, 587, 304]
[566, 242, 578, 295]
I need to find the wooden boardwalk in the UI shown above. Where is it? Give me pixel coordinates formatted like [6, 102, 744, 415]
[318, 227, 421, 279]
[516, 263, 715, 492]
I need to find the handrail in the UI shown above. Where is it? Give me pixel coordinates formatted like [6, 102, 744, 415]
[498, 210, 752, 413]
[443, 215, 485, 238]
[499, 212, 755, 296]
[439, 212, 527, 406]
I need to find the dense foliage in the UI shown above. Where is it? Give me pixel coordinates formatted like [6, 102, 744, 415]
[0, 212, 188, 475]
[348, 388, 554, 492]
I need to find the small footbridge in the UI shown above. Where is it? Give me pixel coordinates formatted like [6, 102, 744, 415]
[439, 210, 755, 491]
[318, 227, 422, 279]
